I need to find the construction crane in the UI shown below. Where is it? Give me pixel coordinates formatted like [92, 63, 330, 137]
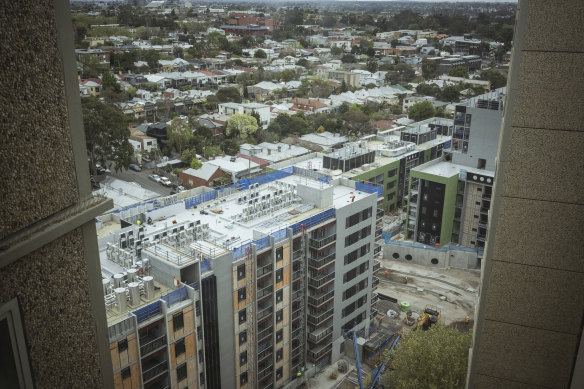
[369, 333, 401, 389]
[344, 330, 364, 389]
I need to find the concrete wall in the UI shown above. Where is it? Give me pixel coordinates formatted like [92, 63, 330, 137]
[0, 0, 113, 386]
[383, 243, 480, 270]
[467, 2, 584, 388]
[451, 106, 502, 171]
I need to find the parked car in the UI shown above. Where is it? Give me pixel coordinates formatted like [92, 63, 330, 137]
[129, 164, 141, 172]
[149, 174, 161, 183]
[160, 177, 172, 186]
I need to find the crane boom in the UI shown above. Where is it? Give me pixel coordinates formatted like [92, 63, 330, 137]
[369, 333, 401, 389]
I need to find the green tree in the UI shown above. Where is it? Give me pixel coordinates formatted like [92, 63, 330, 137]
[296, 58, 309, 68]
[202, 145, 222, 159]
[167, 118, 194, 154]
[82, 97, 133, 174]
[408, 100, 436, 121]
[422, 58, 438, 80]
[281, 69, 296, 83]
[330, 46, 343, 56]
[381, 324, 472, 389]
[367, 59, 378, 73]
[216, 87, 241, 103]
[101, 71, 120, 92]
[341, 54, 357, 63]
[254, 49, 267, 59]
[479, 68, 507, 90]
[449, 66, 469, 78]
[182, 148, 203, 169]
[342, 110, 372, 137]
[226, 114, 259, 139]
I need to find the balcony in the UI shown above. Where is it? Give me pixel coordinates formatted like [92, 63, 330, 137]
[371, 293, 379, 305]
[370, 308, 378, 318]
[376, 208, 385, 219]
[258, 325, 273, 343]
[309, 234, 336, 250]
[291, 327, 303, 340]
[307, 307, 333, 326]
[257, 301, 273, 320]
[372, 276, 380, 289]
[257, 361, 274, 380]
[308, 253, 335, 270]
[307, 289, 334, 309]
[308, 271, 335, 289]
[375, 228, 383, 238]
[307, 325, 333, 343]
[373, 260, 381, 272]
[140, 334, 166, 357]
[308, 343, 332, 362]
[293, 248, 303, 261]
[256, 284, 273, 299]
[142, 359, 168, 383]
[257, 263, 273, 277]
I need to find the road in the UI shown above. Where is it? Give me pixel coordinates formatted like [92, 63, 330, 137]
[102, 166, 176, 197]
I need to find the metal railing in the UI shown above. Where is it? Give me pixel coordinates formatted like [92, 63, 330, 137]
[308, 271, 335, 288]
[258, 326, 273, 343]
[309, 234, 336, 249]
[257, 263, 273, 277]
[142, 360, 168, 382]
[140, 335, 166, 357]
[308, 253, 335, 270]
[307, 308, 333, 325]
[307, 290, 334, 308]
[308, 325, 333, 343]
[372, 277, 380, 289]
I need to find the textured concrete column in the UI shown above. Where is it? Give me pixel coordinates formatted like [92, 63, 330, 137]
[467, 1, 584, 388]
[0, 0, 113, 387]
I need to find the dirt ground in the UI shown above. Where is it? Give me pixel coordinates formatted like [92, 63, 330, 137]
[375, 259, 480, 326]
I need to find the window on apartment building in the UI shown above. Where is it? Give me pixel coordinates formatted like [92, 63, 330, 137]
[433, 209, 439, 218]
[276, 329, 283, 343]
[239, 331, 247, 345]
[240, 350, 247, 366]
[237, 264, 246, 280]
[118, 339, 128, 352]
[276, 247, 284, 261]
[387, 169, 397, 177]
[276, 268, 284, 283]
[238, 287, 246, 302]
[362, 207, 372, 220]
[239, 309, 247, 324]
[346, 213, 360, 228]
[175, 338, 186, 358]
[240, 371, 248, 385]
[199, 350, 204, 364]
[276, 289, 283, 303]
[173, 312, 184, 331]
[386, 181, 395, 190]
[276, 367, 283, 381]
[121, 367, 131, 380]
[276, 309, 283, 323]
[177, 363, 187, 382]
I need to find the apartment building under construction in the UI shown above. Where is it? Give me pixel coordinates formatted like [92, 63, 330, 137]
[97, 167, 383, 389]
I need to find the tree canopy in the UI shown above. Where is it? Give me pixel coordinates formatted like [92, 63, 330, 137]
[408, 100, 436, 121]
[216, 87, 241, 103]
[167, 117, 193, 154]
[479, 68, 507, 90]
[449, 66, 469, 79]
[381, 325, 472, 389]
[226, 114, 259, 139]
[82, 97, 133, 174]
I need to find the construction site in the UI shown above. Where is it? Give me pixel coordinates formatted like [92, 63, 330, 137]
[303, 252, 480, 389]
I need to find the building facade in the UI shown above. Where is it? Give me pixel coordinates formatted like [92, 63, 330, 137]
[98, 169, 383, 388]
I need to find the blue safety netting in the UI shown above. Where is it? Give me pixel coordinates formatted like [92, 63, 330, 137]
[237, 166, 294, 190]
[271, 228, 287, 242]
[290, 208, 336, 235]
[356, 182, 383, 198]
[133, 301, 162, 323]
[184, 190, 217, 209]
[255, 236, 271, 251]
[200, 258, 212, 273]
[162, 286, 188, 308]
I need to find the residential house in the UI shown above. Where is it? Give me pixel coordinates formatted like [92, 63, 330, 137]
[179, 165, 228, 189]
[218, 102, 271, 127]
[79, 78, 102, 96]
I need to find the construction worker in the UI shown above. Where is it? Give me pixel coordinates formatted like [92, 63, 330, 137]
[465, 316, 470, 325]
[296, 371, 302, 378]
